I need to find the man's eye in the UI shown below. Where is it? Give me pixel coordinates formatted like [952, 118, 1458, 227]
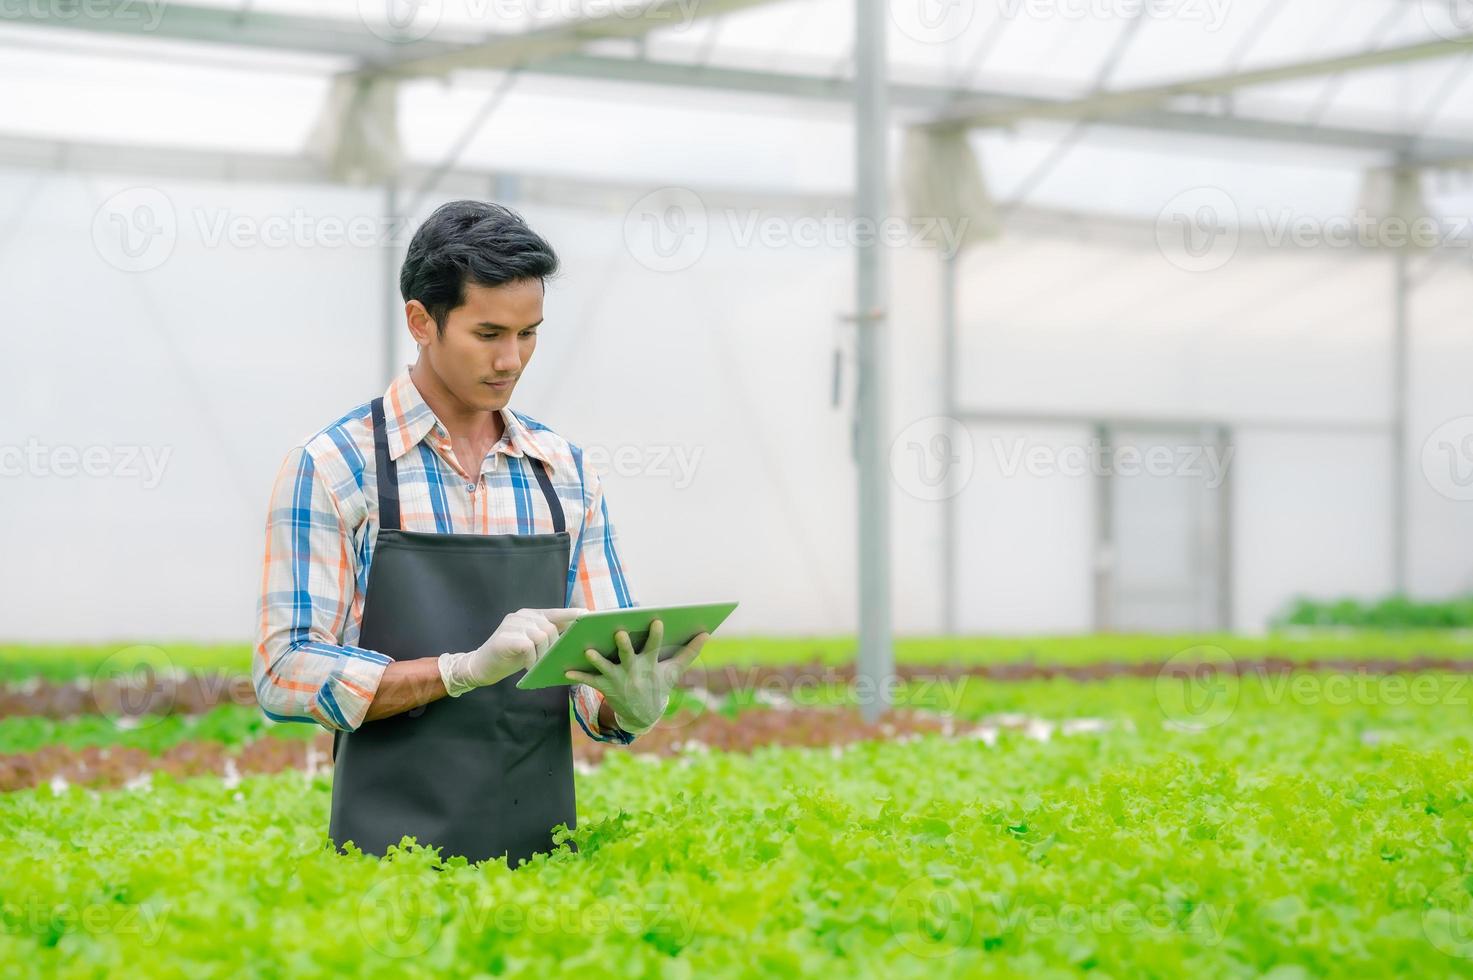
[520, 330, 537, 338]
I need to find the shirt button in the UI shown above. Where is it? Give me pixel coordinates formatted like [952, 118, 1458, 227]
[466, 482, 476, 492]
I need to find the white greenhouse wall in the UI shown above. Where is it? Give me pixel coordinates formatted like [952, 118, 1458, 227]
[2, 167, 1471, 643]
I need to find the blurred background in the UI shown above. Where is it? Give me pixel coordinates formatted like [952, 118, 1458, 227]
[3, 0, 1472, 643]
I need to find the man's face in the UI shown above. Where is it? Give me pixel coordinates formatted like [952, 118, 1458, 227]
[420, 278, 543, 412]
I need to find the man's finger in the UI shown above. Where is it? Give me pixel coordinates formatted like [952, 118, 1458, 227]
[564, 671, 607, 692]
[583, 648, 620, 678]
[527, 621, 556, 655]
[667, 632, 709, 676]
[641, 619, 664, 658]
[613, 630, 635, 663]
[545, 607, 587, 631]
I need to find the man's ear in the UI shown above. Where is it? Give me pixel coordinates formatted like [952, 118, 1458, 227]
[405, 300, 436, 346]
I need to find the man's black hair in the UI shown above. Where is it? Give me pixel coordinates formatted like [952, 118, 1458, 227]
[399, 201, 560, 336]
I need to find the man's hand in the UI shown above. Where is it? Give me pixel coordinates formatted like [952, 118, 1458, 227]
[563, 619, 708, 734]
[438, 607, 586, 697]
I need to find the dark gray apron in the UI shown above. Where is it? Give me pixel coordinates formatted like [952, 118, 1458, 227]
[328, 396, 576, 867]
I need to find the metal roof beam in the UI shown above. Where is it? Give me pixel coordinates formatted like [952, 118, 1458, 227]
[0, 0, 789, 76]
[6, 4, 1473, 164]
[535, 52, 1473, 163]
[930, 34, 1473, 129]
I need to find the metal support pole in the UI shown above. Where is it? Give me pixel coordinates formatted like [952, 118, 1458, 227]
[1392, 226, 1410, 595]
[1216, 424, 1235, 631]
[940, 248, 958, 634]
[855, 0, 892, 723]
[383, 179, 400, 388]
[1092, 423, 1113, 631]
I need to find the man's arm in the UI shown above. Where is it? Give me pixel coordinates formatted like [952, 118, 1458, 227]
[253, 445, 395, 732]
[363, 659, 451, 723]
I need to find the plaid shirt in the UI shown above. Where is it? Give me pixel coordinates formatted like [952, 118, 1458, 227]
[253, 366, 636, 743]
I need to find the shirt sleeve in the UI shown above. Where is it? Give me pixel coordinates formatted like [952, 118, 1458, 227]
[253, 445, 391, 733]
[567, 460, 640, 745]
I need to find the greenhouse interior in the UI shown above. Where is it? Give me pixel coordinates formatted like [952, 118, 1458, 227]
[3, 0, 1473, 975]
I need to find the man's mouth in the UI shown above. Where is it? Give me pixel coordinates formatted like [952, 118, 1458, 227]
[483, 378, 515, 390]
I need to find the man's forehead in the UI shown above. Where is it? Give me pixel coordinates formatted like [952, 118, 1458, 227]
[457, 279, 545, 326]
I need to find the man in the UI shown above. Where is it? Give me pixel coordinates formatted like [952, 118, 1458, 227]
[253, 200, 706, 866]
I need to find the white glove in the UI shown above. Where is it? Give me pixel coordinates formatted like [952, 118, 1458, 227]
[563, 619, 708, 735]
[438, 607, 586, 697]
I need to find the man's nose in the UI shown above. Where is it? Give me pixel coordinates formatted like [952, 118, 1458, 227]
[491, 338, 521, 372]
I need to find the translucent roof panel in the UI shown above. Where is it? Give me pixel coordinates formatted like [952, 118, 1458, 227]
[2, 0, 1471, 199]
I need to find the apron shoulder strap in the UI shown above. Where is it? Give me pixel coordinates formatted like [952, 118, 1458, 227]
[370, 397, 401, 532]
[527, 456, 567, 535]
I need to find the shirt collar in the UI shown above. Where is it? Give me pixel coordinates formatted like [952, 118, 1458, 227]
[381, 366, 552, 467]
